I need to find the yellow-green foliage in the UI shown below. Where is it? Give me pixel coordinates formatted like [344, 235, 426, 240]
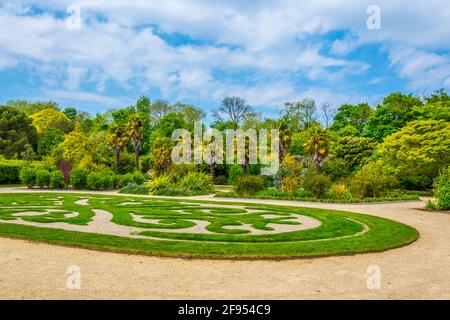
[378, 120, 450, 189]
[349, 162, 397, 198]
[147, 175, 172, 193]
[30, 108, 72, 134]
[54, 130, 91, 164]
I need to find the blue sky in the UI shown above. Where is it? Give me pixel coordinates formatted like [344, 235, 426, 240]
[0, 0, 449, 120]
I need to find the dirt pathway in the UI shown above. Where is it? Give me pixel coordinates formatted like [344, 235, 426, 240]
[0, 188, 449, 299]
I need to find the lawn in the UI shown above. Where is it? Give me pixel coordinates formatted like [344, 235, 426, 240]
[0, 193, 419, 259]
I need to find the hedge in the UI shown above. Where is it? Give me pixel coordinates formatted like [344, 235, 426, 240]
[0, 161, 26, 184]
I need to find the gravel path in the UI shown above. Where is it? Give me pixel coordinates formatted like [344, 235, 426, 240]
[0, 188, 449, 299]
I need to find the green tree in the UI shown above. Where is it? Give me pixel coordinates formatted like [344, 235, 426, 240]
[425, 89, 450, 105]
[107, 123, 129, 174]
[0, 106, 38, 159]
[303, 125, 333, 172]
[54, 129, 91, 164]
[333, 136, 376, 171]
[378, 120, 450, 189]
[30, 108, 73, 134]
[283, 98, 318, 130]
[173, 102, 206, 125]
[330, 103, 373, 135]
[150, 136, 174, 174]
[126, 113, 144, 169]
[364, 93, 423, 141]
[63, 107, 78, 120]
[37, 128, 65, 156]
[152, 112, 190, 138]
[149, 99, 173, 126]
[7, 100, 59, 115]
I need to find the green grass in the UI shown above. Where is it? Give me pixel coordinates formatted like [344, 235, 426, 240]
[0, 193, 419, 259]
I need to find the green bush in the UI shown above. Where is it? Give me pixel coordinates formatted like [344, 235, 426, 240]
[228, 164, 243, 184]
[118, 172, 146, 188]
[180, 172, 214, 194]
[303, 168, 331, 198]
[147, 172, 213, 196]
[322, 158, 351, 182]
[213, 175, 227, 185]
[0, 160, 25, 184]
[19, 167, 37, 188]
[329, 183, 355, 201]
[425, 200, 436, 210]
[151, 186, 189, 196]
[50, 170, 65, 189]
[348, 162, 397, 198]
[147, 175, 172, 194]
[247, 164, 261, 175]
[234, 175, 265, 195]
[433, 167, 450, 210]
[35, 169, 51, 188]
[115, 152, 135, 174]
[70, 168, 88, 189]
[119, 183, 148, 195]
[87, 171, 115, 190]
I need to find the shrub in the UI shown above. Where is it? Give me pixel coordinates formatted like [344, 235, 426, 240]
[147, 175, 172, 194]
[348, 162, 397, 198]
[119, 183, 149, 195]
[70, 168, 88, 189]
[19, 167, 37, 188]
[234, 175, 265, 195]
[329, 183, 354, 201]
[180, 172, 214, 194]
[151, 186, 188, 196]
[87, 171, 115, 190]
[213, 175, 227, 185]
[322, 158, 351, 182]
[116, 152, 135, 174]
[281, 176, 302, 196]
[35, 169, 51, 188]
[140, 154, 152, 173]
[228, 164, 243, 184]
[50, 170, 65, 189]
[0, 160, 25, 184]
[303, 167, 331, 198]
[118, 172, 146, 187]
[247, 164, 261, 175]
[433, 166, 450, 210]
[425, 200, 436, 210]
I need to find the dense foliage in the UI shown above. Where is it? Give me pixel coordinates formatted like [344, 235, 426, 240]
[0, 90, 448, 202]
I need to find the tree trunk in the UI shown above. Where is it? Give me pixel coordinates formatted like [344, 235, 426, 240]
[115, 148, 120, 174]
[133, 140, 140, 169]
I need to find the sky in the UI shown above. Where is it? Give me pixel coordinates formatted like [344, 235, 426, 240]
[0, 0, 449, 120]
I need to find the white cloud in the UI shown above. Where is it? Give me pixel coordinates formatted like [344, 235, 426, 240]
[389, 47, 450, 90]
[0, 0, 449, 109]
[42, 88, 132, 107]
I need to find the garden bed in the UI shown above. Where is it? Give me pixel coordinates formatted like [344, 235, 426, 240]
[0, 192, 419, 259]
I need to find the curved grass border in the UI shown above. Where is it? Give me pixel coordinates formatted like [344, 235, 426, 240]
[0, 193, 419, 259]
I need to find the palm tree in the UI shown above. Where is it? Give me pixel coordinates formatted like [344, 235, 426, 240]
[126, 114, 144, 169]
[276, 116, 292, 163]
[107, 123, 128, 174]
[303, 124, 332, 172]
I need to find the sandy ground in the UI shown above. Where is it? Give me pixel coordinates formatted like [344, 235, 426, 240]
[0, 188, 449, 300]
